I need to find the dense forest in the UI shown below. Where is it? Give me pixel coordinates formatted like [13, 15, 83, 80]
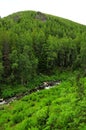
[0, 11, 86, 86]
[0, 11, 86, 130]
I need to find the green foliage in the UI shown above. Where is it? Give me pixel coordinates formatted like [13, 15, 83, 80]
[0, 11, 86, 130]
[0, 75, 86, 129]
[0, 10, 86, 86]
[1, 85, 27, 98]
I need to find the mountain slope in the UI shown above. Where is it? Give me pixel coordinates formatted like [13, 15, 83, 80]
[0, 11, 86, 130]
[0, 10, 86, 85]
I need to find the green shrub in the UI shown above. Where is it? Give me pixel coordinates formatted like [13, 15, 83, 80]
[12, 112, 24, 124]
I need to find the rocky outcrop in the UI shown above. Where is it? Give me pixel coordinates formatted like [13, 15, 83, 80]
[35, 11, 47, 21]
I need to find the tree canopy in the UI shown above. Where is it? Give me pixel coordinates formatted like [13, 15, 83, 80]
[0, 11, 86, 85]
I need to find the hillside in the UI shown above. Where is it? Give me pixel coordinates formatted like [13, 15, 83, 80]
[0, 11, 86, 130]
[0, 11, 86, 86]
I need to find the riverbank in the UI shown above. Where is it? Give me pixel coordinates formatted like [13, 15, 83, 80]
[0, 80, 61, 105]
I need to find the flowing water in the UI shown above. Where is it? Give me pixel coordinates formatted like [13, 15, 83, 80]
[0, 81, 61, 105]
